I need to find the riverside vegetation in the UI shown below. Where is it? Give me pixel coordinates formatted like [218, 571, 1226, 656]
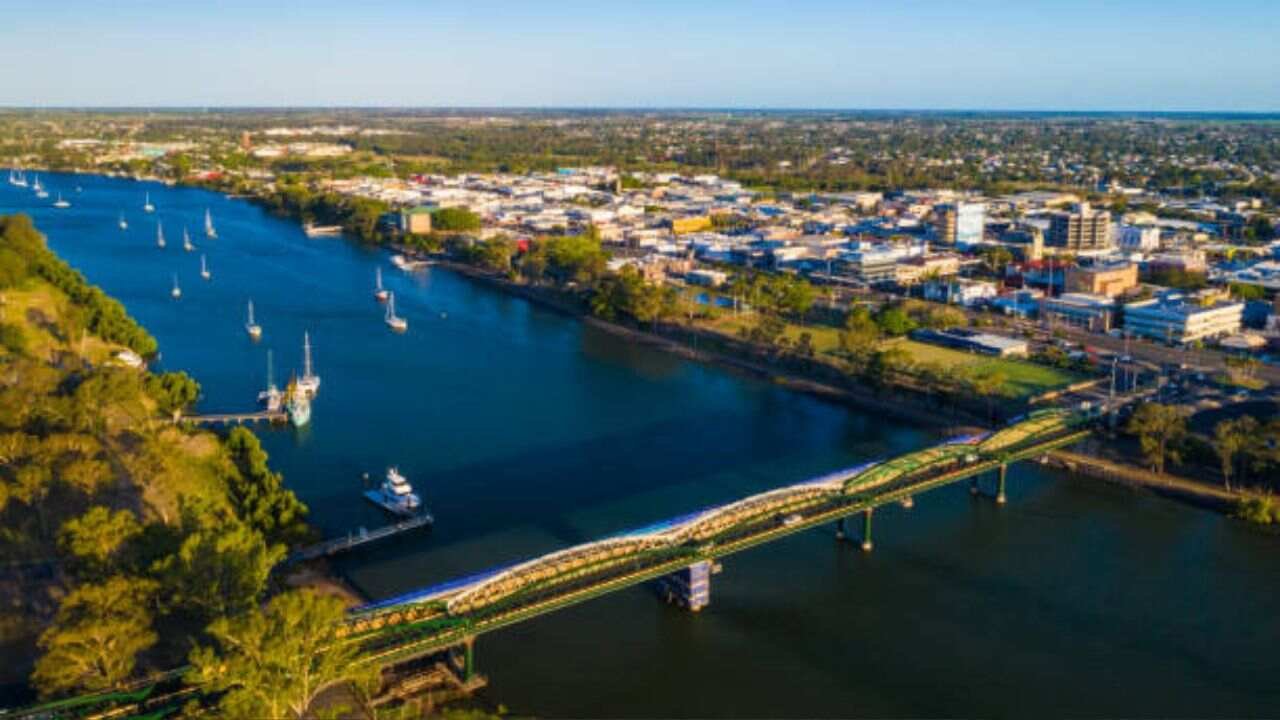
[0, 214, 374, 716]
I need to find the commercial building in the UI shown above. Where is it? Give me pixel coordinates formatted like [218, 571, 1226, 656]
[935, 202, 986, 246]
[922, 278, 998, 307]
[1116, 224, 1161, 251]
[399, 206, 434, 235]
[1064, 260, 1138, 297]
[1040, 292, 1116, 332]
[1123, 292, 1244, 345]
[1047, 203, 1113, 252]
[910, 328, 1029, 357]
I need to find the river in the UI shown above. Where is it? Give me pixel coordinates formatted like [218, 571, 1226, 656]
[5, 172, 1279, 718]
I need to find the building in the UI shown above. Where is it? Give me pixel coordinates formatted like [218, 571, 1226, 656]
[1064, 260, 1138, 297]
[1047, 203, 1113, 252]
[1040, 292, 1116, 332]
[1123, 292, 1244, 345]
[909, 328, 1029, 357]
[991, 289, 1044, 318]
[935, 202, 986, 246]
[894, 254, 961, 285]
[1116, 224, 1160, 251]
[922, 278, 998, 307]
[399, 206, 434, 235]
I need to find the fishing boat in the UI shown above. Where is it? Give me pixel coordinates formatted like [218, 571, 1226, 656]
[143, 192, 155, 213]
[170, 274, 181, 300]
[156, 222, 166, 248]
[258, 350, 281, 411]
[200, 254, 211, 281]
[118, 212, 128, 231]
[182, 227, 195, 252]
[364, 467, 422, 517]
[296, 332, 321, 397]
[204, 208, 217, 239]
[245, 299, 262, 340]
[52, 193, 70, 209]
[373, 266, 389, 302]
[32, 175, 48, 199]
[384, 292, 408, 332]
[285, 378, 311, 427]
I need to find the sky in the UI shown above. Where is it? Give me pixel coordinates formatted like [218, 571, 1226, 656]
[2, 0, 1278, 111]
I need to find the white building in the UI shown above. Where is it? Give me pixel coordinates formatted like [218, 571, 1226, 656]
[1123, 292, 1244, 345]
[1116, 224, 1161, 251]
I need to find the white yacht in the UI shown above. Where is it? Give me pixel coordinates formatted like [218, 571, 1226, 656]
[296, 331, 321, 397]
[156, 222, 166, 248]
[200, 254, 211, 281]
[52, 193, 70, 209]
[373, 266, 389, 302]
[170, 274, 181, 300]
[143, 193, 155, 213]
[384, 292, 407, 332]
[364, 467, 422, 517]
[204, 208, 217, 239]
[391, 254, 428, 271]
[182, 227, 195, 252]
[245, 299, 262, 340]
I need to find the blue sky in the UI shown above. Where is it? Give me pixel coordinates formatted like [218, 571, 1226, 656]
[2, 0, 1277, 110]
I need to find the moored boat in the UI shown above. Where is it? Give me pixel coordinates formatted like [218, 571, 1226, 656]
[364, 467, 422, 517]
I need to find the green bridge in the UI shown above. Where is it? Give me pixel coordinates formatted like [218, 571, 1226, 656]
[16, 408, 1092, 718]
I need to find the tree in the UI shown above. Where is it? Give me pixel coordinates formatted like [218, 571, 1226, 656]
[840, 306, 881, 357]
[143, 371, 201, 416]
[874, 306, 917, 337]
[967, 368, 1008, 423]
[189, 589, 376, 719]
[32, 576, 158, 697]
[1213, 416, 1259, 490]
[224, 427, 311, 547]
[431, 207, 482, 233]
[58, 506, 142, 571]
[1125, 403, 1186, 475]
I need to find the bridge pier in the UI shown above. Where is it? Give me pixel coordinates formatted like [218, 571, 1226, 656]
[996, 463, 1008, 505]
[860, 508, 873, 552]
[463, 637, 475, 682]
[659, 561, 711, 611]
[900, 495, 914, 509]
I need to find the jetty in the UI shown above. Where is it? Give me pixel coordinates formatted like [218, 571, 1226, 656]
[286, 513, 434, 564]
[179, 410, 287, 426]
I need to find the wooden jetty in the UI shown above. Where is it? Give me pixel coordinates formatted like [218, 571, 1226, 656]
[286, 513, 434, 564]
[178, 410, 287, 426]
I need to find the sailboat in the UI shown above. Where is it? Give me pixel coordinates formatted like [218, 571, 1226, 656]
[296, 331, 321, 397]
[143, 192, 155, 213]
[156, 222, 166, 248]
[52, 192, 70, 209]
[32, 175, 48, 199]
[200, 254, 211, 281]
[182, 227, 195, 252]
[258, 350, 281, 411]
[118, 212, 128, 231]
[384, 292, 408, 332]
[204, 209, 217, 239]
[285, 376, 311, 427]
[373, 266, 389, 302]
[11, 169, 27, 188]
[245, 300, 262, 340]
[170, 274, 182, 300]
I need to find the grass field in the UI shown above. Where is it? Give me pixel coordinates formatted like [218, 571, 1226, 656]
[701, 313, 1082, 399]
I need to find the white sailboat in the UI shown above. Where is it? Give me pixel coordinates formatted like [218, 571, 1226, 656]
[200, 254, 211, 281]
[245, 299, 262, 340]
[204, 208, 217, 239]
[296, 331, 321, 397]
[143, 192, 155, 213]
[32, 175, 48, 199]
[118, 212, 128, 231]
[52, 192, 70, 209]
[373, 266, 389, 302]
[170, 274, 182, 300]
[384, 292, 408, 332]
[156, 222, 166, 248]
[182, 227, 195, 252]
[258, 350, 281, 411]
[11, 169, 27, 188]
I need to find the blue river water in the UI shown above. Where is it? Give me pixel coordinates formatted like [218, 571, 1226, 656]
[5, 172, 1279, 717]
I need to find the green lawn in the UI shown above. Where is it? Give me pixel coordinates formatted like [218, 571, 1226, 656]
[891, 339, 1083, 398]
[700, 312, 1081, 399]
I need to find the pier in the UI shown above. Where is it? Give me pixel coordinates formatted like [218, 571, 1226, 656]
[178, 410, 287, 426]
[286, 513, 434, 564]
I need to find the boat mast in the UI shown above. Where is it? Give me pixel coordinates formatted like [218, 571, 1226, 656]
[303, 332, 313, 379]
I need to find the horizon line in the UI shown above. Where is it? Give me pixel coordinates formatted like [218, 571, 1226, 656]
[1, 105, 1278, 116]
